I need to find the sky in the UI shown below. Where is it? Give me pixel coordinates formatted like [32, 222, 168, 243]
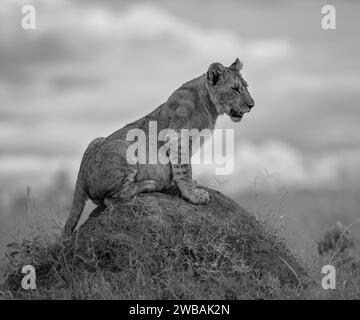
[0, 0, 359, 198]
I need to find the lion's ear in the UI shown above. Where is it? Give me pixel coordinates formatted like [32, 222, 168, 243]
[229, 58, 243, 72]
[207, 62, 225, 86]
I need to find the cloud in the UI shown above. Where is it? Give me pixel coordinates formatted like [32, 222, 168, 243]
[1, 1, 293, 68]
[267, 72, 360, 94]
[247, 40, 292, 60]
[1, 0, 358, 196]
[194, 140, 360, 193]
[0, 1, 294, 159]
[104, 4, 292, 60]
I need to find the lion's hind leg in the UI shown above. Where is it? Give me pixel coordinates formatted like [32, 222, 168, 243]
[104, 179, 163, 207]
[135, 180, 163, 194]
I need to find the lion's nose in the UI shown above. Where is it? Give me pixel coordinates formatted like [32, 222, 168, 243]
[246, 101, 255, 109]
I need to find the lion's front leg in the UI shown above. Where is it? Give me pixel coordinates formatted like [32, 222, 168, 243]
[173, 165, 209, 205]
[169, 135, 209, 205]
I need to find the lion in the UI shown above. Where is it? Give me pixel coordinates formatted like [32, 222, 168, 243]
[63, 58, 255, 235]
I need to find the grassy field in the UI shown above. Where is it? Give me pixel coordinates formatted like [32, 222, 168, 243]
[0, 180, 359, 300]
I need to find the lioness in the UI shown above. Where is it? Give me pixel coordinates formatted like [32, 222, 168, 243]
[63, 59, 254, 235]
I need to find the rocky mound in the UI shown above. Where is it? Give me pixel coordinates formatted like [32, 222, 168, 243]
[68, 187, 309, 287]
[2, 187, 310, 298]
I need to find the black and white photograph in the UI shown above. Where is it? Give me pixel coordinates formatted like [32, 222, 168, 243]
[0, 0, 359, 305]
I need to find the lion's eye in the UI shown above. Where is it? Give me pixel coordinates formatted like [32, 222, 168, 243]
[231, 87, 240, 93]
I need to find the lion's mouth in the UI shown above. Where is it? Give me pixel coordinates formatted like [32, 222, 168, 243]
[229, 109, 243, 122]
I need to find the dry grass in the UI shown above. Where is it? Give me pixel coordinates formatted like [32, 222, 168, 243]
[1, 207, 359, 300]
[0, 178, 359, 300]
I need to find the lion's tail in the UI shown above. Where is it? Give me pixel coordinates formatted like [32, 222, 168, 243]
[62, 178, 87, 237]
[62, 137, 105, 237]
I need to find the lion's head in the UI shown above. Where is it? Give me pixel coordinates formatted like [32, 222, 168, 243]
[206, 58, 255, 122]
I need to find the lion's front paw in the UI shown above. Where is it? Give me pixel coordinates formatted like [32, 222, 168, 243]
[180, 186, 210, 205]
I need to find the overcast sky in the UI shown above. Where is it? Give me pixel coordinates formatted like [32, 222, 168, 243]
[0, 0, 359, 195]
